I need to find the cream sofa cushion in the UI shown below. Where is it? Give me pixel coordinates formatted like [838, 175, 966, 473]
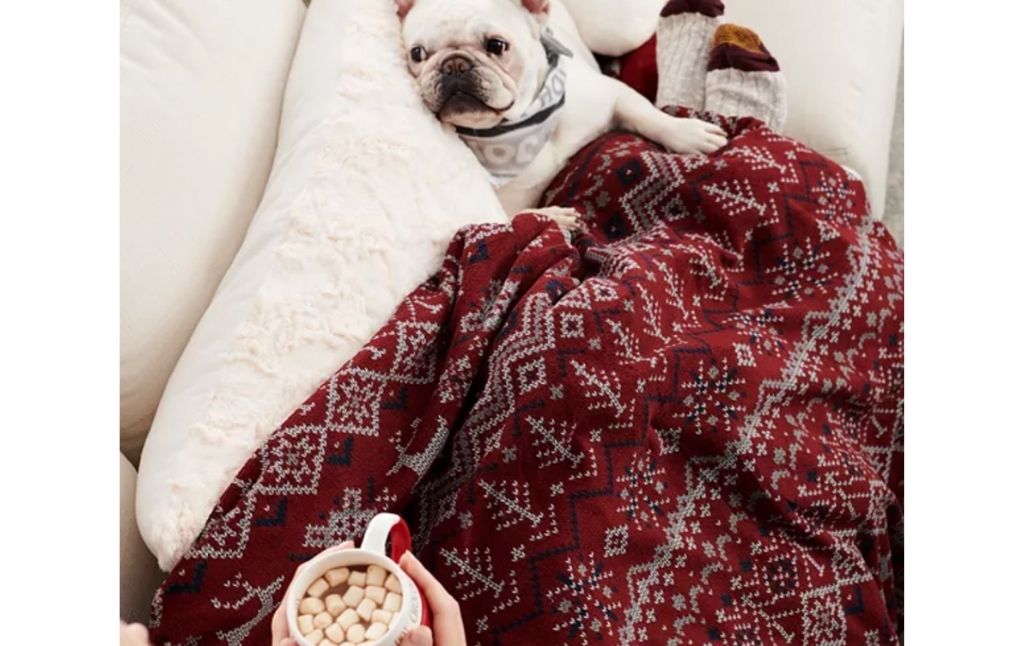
[726, 0, 904, 217]
[120, 0, 306, 462]
[136, 0, 504, 570]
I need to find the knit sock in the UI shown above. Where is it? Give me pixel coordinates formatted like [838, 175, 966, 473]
[704, 24, 787, 131]
[655, 0, 726, 110]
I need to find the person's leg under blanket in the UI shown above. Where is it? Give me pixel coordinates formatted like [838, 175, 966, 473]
[704, 23, 788, 132]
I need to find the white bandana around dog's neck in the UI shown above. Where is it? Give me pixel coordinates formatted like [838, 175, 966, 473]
[456, 30, 572, 188]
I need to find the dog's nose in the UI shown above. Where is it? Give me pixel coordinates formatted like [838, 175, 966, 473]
[440, 55, 473, 76]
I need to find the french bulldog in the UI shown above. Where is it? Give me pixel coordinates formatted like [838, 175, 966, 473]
[397, 0, 728, 226]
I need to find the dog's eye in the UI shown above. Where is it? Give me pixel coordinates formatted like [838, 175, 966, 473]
[410, 46, 426, 63]
[485, 38, 509, 56]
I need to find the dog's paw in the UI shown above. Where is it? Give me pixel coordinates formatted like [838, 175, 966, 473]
[657, 117, 728, 155]
[519, 206, 584, 234]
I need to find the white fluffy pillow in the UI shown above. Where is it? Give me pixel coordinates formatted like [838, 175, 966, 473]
[560, 0, 664, 56]
[120, 0, 307, 463]
[137, 0, 505, 570]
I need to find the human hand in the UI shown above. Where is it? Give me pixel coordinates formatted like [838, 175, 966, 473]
[270, 540, 355, 645]
[269, 542, 466, 646]
[120, 622, 152, 646]
[396, 552, 466, 646]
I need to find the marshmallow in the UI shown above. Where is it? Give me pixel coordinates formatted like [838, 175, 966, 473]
[366, 565, 387, 587]
[341, 584, 365, 608]
[319, 640, 334, 646]
[348, 571, 367, 587]
[346, 623, 366, 643]
[383, 592, 402, 612]
[325, 594, 345, 617]
[384, 574, 401, 593]
[365, 622, 388, 641]
[307, 577, 330, 598]
[324, 623, 345, 644]
[370, 609, 392, 625]
[365, 586, 386, 605]
[325, 567, 351, 587]
[298, 614, 315, 635]
[300, 597, 326, 615]
[337, 608, 360, 630]
[306, 629, 324, 644]
[355, 597, 377, 621]
[313, 611, 334, 629]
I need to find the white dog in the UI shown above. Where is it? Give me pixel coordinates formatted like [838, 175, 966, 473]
[397, 0, 728, 225]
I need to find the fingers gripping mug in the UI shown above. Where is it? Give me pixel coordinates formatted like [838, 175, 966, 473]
[286, 513, 431, 645]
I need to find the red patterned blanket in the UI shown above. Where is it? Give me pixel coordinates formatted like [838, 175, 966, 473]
[149, 109, 904, 645]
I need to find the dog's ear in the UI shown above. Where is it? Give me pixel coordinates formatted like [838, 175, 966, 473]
[520, 0, 550, 15]
[396, 0, 415, 18]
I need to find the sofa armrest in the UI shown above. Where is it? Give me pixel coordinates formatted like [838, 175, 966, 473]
[120, 452, 164, 623]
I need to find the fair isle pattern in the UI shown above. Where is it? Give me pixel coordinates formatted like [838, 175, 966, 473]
[150, 109, 903, 645]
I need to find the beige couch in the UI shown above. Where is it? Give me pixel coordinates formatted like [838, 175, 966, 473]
[120, 455, 164, 623]
[119, 0, 307, 621]
[119, 0, 903, 622]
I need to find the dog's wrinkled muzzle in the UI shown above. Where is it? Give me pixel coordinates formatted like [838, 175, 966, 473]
[437, 54, 488, 108]
[440, 53, 474, 76]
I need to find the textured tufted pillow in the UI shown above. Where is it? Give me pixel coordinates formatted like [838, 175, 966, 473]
[120, 0, 307, 463]
[136, 0, 505, 569]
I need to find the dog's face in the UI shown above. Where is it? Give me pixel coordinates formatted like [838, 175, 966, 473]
[398, 0, 552, 129]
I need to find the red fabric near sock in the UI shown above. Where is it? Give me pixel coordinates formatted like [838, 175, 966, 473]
[661, 0, 725, 18]
[707, 43, 779, 72]
[616, 35, 659, 102]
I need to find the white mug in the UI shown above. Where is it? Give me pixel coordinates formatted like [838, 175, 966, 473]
[285, 513, 430, 645]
